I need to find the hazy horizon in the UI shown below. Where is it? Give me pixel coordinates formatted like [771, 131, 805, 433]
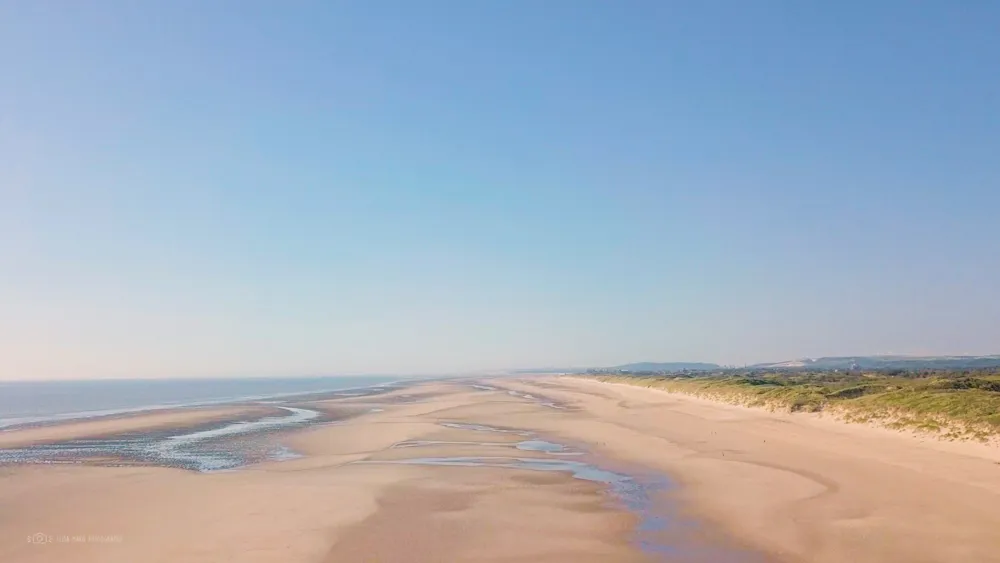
[3, 351, 1000, 382]
[3, 2, 998, 380]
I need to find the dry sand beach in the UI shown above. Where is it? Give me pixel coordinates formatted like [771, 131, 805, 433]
[1, 377, 999, 562]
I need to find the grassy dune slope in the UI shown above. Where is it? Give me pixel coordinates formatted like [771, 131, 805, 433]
[590, 372, 1000, 442]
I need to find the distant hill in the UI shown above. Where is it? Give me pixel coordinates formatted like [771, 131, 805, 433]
[751, 355, 1000, 370]
[508, 368, 584, 374]
[511, 362, 720, 374]
[610, 362, 720, 372]
[511, 355, 1000, 376]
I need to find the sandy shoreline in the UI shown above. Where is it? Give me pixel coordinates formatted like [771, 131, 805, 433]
[3, 377, 999, 562]
[0, 382, 654, 563]
[0, 405, 279, 448]
[504, 376, 1000, 562]
[580, 376, 1000, 461]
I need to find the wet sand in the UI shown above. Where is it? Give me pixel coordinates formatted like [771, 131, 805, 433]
[4, 376, 997, 562]
[0, 381, 671, 562]
[0, 405, 277, 448]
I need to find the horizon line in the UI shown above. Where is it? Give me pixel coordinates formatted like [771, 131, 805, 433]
[3, 352, 1000, 382]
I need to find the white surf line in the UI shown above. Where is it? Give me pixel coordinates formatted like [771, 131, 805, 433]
[150, 406, 320, 471]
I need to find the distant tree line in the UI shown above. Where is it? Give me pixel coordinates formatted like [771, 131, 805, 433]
[585, 367, 1000, 381]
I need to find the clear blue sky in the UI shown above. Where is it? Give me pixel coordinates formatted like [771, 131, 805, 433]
[2, 1, 998, 379]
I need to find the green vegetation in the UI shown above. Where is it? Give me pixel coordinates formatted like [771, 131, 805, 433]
[590, 370, 1000, 442]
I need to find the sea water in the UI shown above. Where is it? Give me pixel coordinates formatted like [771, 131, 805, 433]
[0, 375, 402, 429]
[0, 376, 406, 471]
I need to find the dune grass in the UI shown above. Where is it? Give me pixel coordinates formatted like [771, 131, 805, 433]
[589, 372, 1000, 442]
